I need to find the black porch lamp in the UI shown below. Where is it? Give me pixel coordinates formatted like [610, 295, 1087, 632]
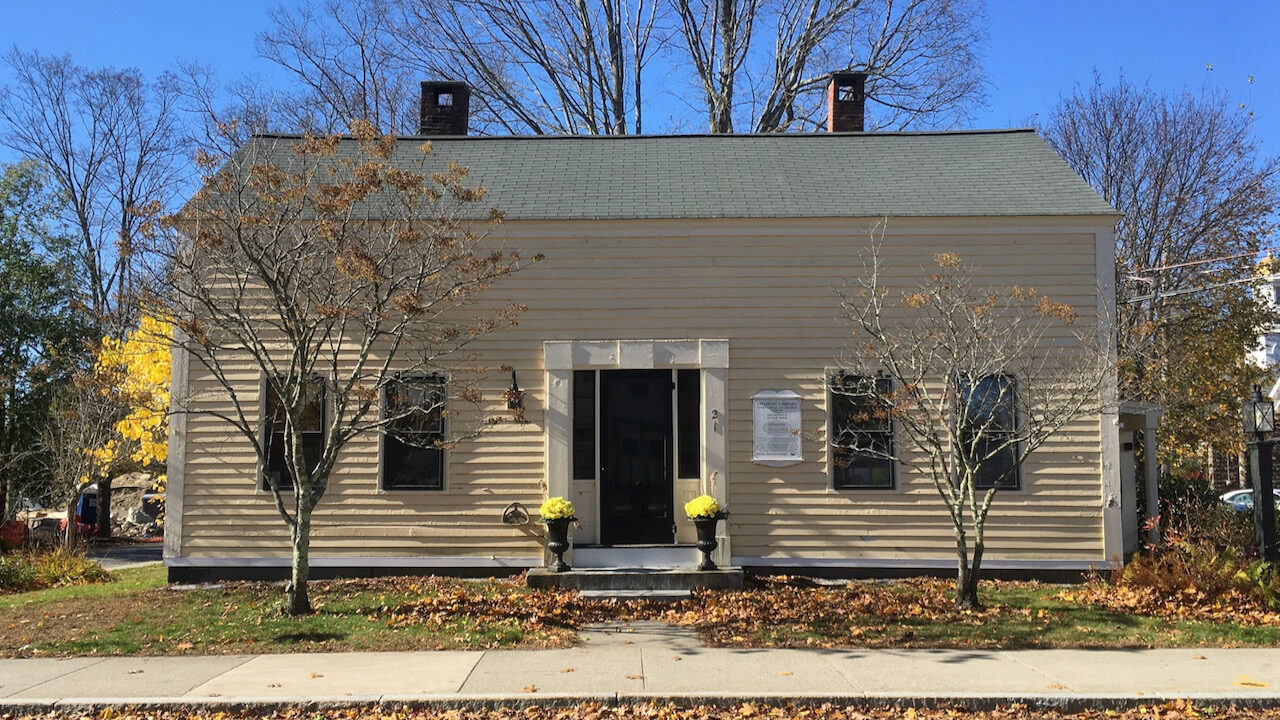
[506, 369, 524, 411]
[1243, 384, 1276, 441]
[1242, 384, 1278, 563]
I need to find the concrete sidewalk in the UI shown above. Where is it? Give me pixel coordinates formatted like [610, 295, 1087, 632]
[2, 623, 1279, 711]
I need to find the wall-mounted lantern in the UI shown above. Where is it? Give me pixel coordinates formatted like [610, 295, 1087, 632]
[506, 369, 525, 411]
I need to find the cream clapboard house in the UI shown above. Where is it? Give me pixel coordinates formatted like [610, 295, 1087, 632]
[165, 76, 1128, 581]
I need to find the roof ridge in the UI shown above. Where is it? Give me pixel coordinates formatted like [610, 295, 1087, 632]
[227, 127, 1116, 219]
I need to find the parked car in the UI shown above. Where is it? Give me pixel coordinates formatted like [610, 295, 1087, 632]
[1220, 488, 1280, 512]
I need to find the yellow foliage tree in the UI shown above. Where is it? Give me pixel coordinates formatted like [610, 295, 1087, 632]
[90, 311, 171, 488]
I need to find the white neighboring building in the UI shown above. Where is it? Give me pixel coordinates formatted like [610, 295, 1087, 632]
[1248, 255, 1280, 398]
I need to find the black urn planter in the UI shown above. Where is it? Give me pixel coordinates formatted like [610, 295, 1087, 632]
[692, 515, 723, 571]
[544, 517, 574, 572]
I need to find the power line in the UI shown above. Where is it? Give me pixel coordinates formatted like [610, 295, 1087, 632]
[1122, 275, 1265, 304]
[1127, 247, 1278, 276]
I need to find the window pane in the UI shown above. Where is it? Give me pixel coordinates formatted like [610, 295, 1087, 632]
[572, 370, 595, 480]
[263, 430, 324, 489]
[973, 435, 1018, 490]
[677, 369, 700, 478]
[297, 382, 325, 430]
[830, 374, 893, 489]
[382, 377, 446, 490]
[387, 378, 444, 434]
[960, 374, 1015, 431]
[383, 439, 443, 490]
[833, 444, 893, 489]
[265, 430, 287, 489]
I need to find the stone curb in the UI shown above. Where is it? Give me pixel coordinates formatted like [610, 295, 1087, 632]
[3, 692, 1280, 714]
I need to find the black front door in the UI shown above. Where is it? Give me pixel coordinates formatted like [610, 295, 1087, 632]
[600, 370, 674, 545]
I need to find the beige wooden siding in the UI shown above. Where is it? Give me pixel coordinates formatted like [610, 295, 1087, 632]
[178, 215, 1110, 563]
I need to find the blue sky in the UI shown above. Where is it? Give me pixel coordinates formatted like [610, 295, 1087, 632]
[0, 0, 1275, 153]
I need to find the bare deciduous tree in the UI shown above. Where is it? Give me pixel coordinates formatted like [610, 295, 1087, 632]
[258, 0, 982, 136]
[836, 241, 1112, 608]
[0, 49, 187, 332]
[173, 62, 284, 161]
[1041, 74, 1279, 466]
[395, 0, 662, 135]
[158, 121, 533, 614]
[673, 0, 986, 132]
[259, 0, 422, 135]
[40, 375, 120, 547]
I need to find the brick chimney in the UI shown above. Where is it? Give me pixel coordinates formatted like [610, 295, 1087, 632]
[826, 72, 867, 133]
[419, 81, 470, 136]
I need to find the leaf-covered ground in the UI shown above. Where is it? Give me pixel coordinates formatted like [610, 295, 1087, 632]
[6, 567, 1280, 657]
[385, 575, 1280, 649]
[1061, 578, 1280, 628]
[0, 700, 1273, 720]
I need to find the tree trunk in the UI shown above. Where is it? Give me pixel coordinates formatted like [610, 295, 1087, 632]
[95, 477, 112, 539]
[63, 493, 80, 548]
[285, 512, 312, 615]
[955, 543, 984, 610]
[712, 0, 735, 133]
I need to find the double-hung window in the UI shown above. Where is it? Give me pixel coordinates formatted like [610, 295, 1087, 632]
[958, 373, 1019, 490]
[382, 376, 446, 490]
[828, 373, 894, 489]
[262, 377, 326, 491]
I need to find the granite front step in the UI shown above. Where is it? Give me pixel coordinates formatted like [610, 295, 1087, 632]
[526, 567, 744, 592]
[578, 589, 693, 601]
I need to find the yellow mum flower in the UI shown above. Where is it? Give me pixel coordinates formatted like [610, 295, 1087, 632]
[684, 494, 724, 520]
[539, 496, 576, 520]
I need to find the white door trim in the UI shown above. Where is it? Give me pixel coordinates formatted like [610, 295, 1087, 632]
[544, 340, 729, 563]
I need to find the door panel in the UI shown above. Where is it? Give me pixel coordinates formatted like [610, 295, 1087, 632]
[600, 370, 674, 545]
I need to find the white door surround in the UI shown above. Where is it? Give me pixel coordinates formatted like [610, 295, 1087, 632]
[543, 339, 729, 564]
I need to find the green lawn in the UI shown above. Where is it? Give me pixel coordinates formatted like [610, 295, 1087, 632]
[4, 568, 1280, 657]
[0, 565, 164, 609]
[1, 567, 574, 657]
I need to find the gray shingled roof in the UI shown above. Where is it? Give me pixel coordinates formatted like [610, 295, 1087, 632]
[234, 129, 1116, 220]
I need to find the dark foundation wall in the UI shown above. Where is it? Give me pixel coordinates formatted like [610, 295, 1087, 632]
[168, 563, 1087, 585]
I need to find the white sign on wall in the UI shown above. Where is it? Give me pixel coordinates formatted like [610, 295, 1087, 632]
[752, 390, 803, 465]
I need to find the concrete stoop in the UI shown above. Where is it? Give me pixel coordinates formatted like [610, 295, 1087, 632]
[526, 567, 744, 595]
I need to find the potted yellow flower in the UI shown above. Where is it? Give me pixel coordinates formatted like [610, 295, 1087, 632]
[539, 496, 576, 572]
[684, 494, 726, 570]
